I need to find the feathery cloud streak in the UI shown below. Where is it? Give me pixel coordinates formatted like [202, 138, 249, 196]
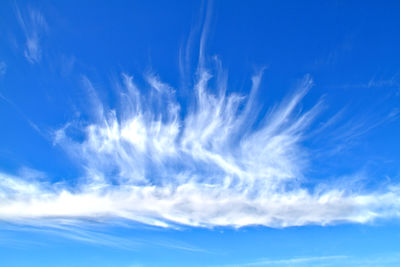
[222, 255, 348, 267]
[15, 6, 47, 64]
[1, 64, 400, 228]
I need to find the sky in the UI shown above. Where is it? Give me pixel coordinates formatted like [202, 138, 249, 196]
[1, 0, 400, 266]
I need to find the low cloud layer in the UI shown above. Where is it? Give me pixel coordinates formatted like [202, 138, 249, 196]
[0, 66, 399, 228]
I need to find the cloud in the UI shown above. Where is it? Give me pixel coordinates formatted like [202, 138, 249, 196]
[1, 64, 400, 229]
[1, 3, 399, 229]
[15, 6, 47, 64]
[229, 253, 400, 267]
[179, 0, 213, 87]
[1, 223, 141, 250]
[0, 217, 206, 252]
[0, 61, 6, 76]
[0, 93, 42, 135]
[221, 255, 348, 267]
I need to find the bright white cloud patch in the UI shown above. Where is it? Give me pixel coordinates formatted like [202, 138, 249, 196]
[1, 67, 400, 228]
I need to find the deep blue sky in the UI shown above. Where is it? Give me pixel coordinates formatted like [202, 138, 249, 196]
[1, 1, 400, 266]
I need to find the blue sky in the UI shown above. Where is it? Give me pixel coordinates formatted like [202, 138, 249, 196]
[1, 0, 400, 266]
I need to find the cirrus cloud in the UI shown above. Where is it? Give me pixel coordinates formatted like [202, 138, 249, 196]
[1, 64, 400, 228]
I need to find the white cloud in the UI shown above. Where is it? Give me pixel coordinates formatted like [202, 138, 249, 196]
[15, 6, 47, 64]
[1, 66, 400, 229]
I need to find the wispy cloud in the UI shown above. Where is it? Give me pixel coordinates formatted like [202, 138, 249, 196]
[232, 253, 400, 267]
[179, 0, 213, 87]
[1, 64, 400, 229]
[0, 220, 206, 252]
[0, 220, 141, 250]
[220, 255, 348, 267]
[1, 2, 400, 231]
[0, 61, 6, 76]
[15, 5, 47, 64]
[331, 72, 400, 90]
[0, 93, 42, 135]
